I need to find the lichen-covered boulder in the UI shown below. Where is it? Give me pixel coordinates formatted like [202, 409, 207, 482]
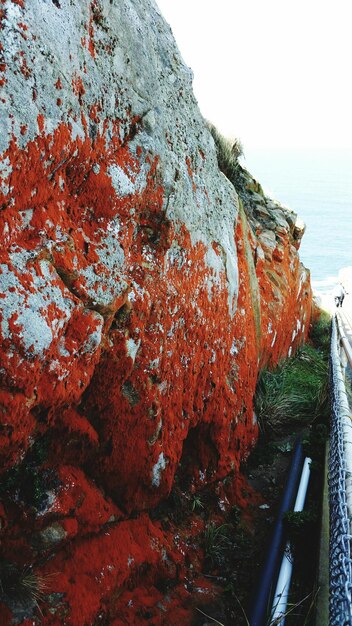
[0, 0, 311, 623]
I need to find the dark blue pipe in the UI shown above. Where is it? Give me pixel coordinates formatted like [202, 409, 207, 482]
[249, 439, 304, 626]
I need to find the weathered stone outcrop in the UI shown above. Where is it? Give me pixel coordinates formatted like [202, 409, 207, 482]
[0, 1, 311, 624]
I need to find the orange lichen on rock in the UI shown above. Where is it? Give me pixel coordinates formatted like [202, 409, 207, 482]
[38, 514, 179, 625]
[0, 0, 313, 623]
[0, 117, 145, 470]
[0, 124, 311, 624]
[83, 222, 257, 512]
[87, 0, 103, 59]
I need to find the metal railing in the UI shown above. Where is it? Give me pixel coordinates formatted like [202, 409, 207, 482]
[329, 316, 352, 625]
[336, 312, 352, 368]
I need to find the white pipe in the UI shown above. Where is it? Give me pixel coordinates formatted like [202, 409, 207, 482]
[293, 457, 312, 512]
[270, 457, 312, 625]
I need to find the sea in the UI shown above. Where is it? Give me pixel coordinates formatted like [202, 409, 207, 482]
[243, 149, 352, 300]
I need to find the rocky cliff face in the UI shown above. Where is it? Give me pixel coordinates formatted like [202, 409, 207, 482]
[0, 1, 311, 624]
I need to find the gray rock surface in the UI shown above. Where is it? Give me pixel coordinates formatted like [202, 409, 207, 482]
[0, 0, 239, 329]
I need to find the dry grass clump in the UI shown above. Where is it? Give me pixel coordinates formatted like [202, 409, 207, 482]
[207, 122, 244, 191]
[0, 563, 54, 617]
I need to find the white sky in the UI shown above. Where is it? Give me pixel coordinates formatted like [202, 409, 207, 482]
[156, 0, 352, 151]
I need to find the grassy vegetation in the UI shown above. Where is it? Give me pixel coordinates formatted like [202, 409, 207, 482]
[151, 315, 331, 625]
[248, 312, 331, 625]
[207, 122, 245, 193]
[203, 523, 232, 567]
[254, 343, 329, 434]
[0, 563, 52, 618]
[309, 310, 331, 353]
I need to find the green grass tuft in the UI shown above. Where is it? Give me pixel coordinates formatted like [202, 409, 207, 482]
[203, 523, 232, 567]
[191, 494, 204, 512]
[255, 344, 329, 433]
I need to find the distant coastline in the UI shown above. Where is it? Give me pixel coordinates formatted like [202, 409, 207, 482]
[243, 148, 352, 297]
